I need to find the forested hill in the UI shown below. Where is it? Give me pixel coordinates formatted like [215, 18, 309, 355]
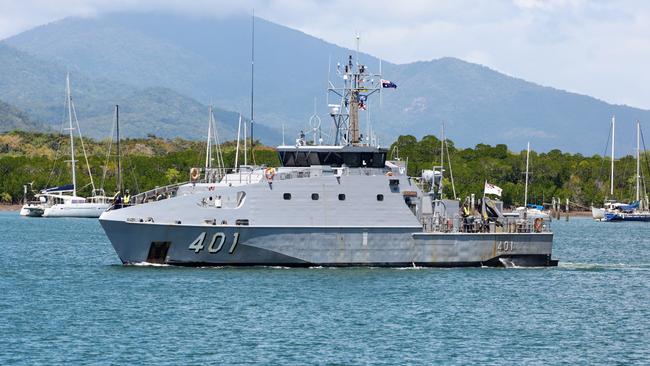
[0, 43, 281, 143]
[1, 131, 644, 207]
[4, 12, 650, 153]
[0, 99, 47, 132]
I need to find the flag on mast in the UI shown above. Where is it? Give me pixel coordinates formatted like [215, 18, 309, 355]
[381, 79, 397, 88]
[484, 181, 502, 197]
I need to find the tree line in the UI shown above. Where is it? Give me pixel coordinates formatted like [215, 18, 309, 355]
[389, 135, 647, 208]
[0, 131, 278, 203]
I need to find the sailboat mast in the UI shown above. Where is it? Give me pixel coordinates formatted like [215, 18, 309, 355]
[116, 105, 122, 193]
[525, 142, 530, 208]
[611, 116, 615, 197]
[234, 114, 241, 169]
[67, 73, 77, 197]
[438, 123, 444, 197]
[244, 122, 248, 165]
[636, 121, 641, 202]
[249, 10, 255, 159]
[205, 106, 212, 169]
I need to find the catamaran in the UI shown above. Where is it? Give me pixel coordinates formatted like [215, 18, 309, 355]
[20, 74, 111, 218]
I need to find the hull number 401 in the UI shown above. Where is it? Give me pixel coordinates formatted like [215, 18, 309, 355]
[497, 241, 515, 252]
[188, 232, 240, 254]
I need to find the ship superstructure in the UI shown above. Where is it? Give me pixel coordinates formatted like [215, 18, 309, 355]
[99, 53, 556, 267]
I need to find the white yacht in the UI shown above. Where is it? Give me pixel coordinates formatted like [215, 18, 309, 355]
[22, 74, 111, 218]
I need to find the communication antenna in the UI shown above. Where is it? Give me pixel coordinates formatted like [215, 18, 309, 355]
[309, 98, 322, 145]
[355, 33, 360, 65]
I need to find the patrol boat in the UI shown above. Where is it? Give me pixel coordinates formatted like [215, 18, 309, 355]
[99, 55, 556, 267]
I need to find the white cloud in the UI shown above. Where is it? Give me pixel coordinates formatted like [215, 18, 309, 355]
[0, 0, 649, 109]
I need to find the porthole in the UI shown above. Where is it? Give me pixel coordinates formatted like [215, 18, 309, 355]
[377, 194, 384, 201]
[311, 193, 319, 200]
[283, 193, 291, 200]
[338, 194, 346, 201]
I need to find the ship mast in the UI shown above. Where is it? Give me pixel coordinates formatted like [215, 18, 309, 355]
[328, 45, 382, 146]
[348, 56, 360, 144]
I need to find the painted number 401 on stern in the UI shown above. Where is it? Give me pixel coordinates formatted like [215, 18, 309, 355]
[188, 232, 240, 254]
[497, 240, 515, 252]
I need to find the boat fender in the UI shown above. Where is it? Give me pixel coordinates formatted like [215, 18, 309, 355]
[534, 218, 543, 233]
[264, 167, 276, 181]
[190, 167, 200, 182]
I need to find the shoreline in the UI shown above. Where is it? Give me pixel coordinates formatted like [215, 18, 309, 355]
[0, 205, 21, 212]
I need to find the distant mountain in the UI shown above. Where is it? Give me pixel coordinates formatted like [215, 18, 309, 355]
[0, 99, 46, 132]
[4, 12, 650, 153]
[0, 43, 280, 142]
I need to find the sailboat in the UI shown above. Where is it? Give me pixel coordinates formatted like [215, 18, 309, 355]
[592, 116, 624, 220]
[38, 74, 111, 218]
[504, 142, 549, 219]
[126, 108, 265, 204]
[604, 120, 650, 221]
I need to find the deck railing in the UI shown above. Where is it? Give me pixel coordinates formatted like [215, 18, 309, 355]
[421, 215, 552, 234]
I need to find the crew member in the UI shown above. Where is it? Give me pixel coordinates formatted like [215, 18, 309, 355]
[124, 189, 131, 205]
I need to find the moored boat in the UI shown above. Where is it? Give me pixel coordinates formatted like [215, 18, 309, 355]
[32, 74, 111, 218]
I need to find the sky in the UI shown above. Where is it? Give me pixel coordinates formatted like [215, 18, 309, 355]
[1, 0, 649, 109]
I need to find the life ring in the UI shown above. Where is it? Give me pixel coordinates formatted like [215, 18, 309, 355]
[264, 167, 276, 181]
[534, 218, 543, 233]
[190, 167, 200, 182]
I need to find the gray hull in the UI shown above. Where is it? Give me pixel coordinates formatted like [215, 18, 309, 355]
[100, 220, 556, 267]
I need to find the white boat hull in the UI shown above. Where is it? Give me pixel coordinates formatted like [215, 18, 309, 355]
[43, 203, 111, 218]
[591, 207, 605, 220]
[20, 205, 44, 217]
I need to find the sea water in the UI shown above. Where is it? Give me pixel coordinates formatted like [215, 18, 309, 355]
[0, 212, 648, 365]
